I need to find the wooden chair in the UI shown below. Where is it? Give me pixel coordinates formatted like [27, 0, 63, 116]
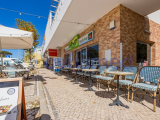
[71, 65, 81, 79]
[16, 65, 30, 78]
[0, 66, 6, 78]
[83, 65, 97, 81]
[131, 66, 160, 112]
[97, 66, 117, 92]
[91, 65, 107, 89]
[77, 65, 90, 81]
[61, 65, 68, 75]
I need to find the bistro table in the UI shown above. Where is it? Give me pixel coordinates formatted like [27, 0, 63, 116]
[2, 69, 30, 79]
[71, 68, 82, 84]
[55, 66, 62, 76]
[105, 71, 134, 108]
[82, 69, 99, 91]
[64, 67, 71, 80]
[2, 69, 30, 72]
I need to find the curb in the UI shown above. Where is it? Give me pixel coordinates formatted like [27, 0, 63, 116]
[38, 75, 51, 120]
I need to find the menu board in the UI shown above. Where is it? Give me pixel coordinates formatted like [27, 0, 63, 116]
[0, 78, 26, 120]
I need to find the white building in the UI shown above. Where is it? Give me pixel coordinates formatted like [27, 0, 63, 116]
[42, 0, 160, 56]
[34, 46, 42, 56]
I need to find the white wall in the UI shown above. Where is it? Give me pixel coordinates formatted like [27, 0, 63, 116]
[42, 0, 72, 55]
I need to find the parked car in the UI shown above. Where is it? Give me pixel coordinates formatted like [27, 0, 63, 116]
[0, 58, 28, 68]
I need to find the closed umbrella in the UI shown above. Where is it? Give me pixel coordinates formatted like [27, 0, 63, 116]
[0, 25, 33, 66]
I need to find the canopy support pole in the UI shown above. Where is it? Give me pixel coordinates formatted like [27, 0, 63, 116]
[0, 38, 3, 69]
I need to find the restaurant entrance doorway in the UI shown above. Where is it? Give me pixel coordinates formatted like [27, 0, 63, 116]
[137, 41, 151, 66]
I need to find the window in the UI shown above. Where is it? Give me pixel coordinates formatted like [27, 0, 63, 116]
[87, 44, 99, 65]
[4, 60, 15, 66]
[12, 59, 22, 64]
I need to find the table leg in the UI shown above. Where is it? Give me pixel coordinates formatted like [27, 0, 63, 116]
[109, 75, 129, 108]
[67, 70, 70, 80]
[59, 68, 62, 76]
[54, 68, 57, 75]
[85, 72, 95, 92]
[74, 70, 80, 84]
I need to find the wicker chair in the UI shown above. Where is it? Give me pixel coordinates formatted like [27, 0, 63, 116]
[131, 66, 160, 112]
[98, 66, 117, 92]
[113, 67, 138, 101]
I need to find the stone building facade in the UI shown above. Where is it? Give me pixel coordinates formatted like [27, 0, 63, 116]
[59, 4, 160, 67]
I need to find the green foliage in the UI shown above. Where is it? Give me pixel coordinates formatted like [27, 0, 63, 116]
[24, 50, 35, 62]
[1, 51, 12, 57]
[16, 19, 40, 61]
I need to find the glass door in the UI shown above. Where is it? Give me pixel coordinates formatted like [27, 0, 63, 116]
[87, 44, 99, 65]
[76, 48, 87, 66]
[76, 51, 81, 66]
[81, 48, 87, 65]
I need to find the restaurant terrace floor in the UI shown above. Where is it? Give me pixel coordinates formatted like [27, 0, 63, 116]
[39, 68, 160, 120]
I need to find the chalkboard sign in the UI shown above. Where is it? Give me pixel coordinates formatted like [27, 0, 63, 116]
[0, 78, 26, 120]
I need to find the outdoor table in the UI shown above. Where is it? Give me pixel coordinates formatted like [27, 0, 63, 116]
[55, 66, 62, 76]
[105, 71, 134, 108]
[71, 68, 82, 84]
[82, 69, 99, 91]
[2, 69, 30, 79]
[64, 67, 71, 80]
[2, 69, 30, 72]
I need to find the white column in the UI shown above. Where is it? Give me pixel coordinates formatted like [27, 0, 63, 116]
[120, 42, 122, 71]
[0, 38, 3, 68]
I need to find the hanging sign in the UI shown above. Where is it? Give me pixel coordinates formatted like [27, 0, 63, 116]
[5, 55, 11, 58]
[79, 31, 94, 45]
[68, 35, 79, 50]
[64, 46, 69, 53]
[0, 78, 27, 120]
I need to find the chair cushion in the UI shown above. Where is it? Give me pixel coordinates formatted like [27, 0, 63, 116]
[77, 72, 84, 75]
[72, 72, 76, 74]
[114, 80, 133, 86]
[84, 73, 93, 76]
[99, 76, 113, 81]
[92, 75, 102, 79]
[132, 83, 158, 92]
[7, 72, 15, 76]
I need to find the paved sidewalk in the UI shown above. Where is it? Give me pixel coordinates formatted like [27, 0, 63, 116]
[39, 68, 160, 120]
[24, 76, 41, 120]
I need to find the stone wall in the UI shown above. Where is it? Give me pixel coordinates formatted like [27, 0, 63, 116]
[120, 5, 160, 66]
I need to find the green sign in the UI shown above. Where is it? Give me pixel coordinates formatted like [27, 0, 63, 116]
[69, 35, 79, 50]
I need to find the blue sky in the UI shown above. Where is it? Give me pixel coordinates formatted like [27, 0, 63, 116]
[0, 0, 53, 59]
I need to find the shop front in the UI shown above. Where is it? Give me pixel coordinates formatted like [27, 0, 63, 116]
[75, 44, 99, 66]
[62, 30, 100, 67]
[60, 5, 160, 68]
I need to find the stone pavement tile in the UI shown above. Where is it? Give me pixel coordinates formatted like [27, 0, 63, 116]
[24, 73, 41, 120]
[24, 76, 37, 97]
[39, 68, 160, 120]
[25, 96, 40, 120]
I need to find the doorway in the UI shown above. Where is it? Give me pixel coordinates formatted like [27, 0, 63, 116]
[76, 48, 87, 66]
[137, 42, 151, 65]
[76, 51, 81, 66]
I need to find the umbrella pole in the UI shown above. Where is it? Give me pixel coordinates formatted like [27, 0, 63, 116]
[0, 38, 3, 69]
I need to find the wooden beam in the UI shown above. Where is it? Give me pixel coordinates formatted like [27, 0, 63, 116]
[137, 38, 155, 44]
